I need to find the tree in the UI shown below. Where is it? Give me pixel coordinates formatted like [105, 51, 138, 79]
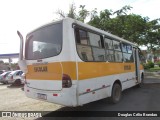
[56, 3, 89, 23]
[113, 5, 132, 16]
[68, 3, 77, 19]
[56, 9, 66, 18]
[77, 5, 89, 22]
[88, 6, 148, 44]
[88, 5, 160, 49]
[56, 3, 77, 19]
[110, 14, 148, 44]
[55, 4, 160, 53]
[143, 18, 160, 50]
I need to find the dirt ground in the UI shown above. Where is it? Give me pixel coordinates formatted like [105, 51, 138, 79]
[0, 84, 62, 111]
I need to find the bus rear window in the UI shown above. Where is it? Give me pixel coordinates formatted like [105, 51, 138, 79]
[25, 22, 62, 60]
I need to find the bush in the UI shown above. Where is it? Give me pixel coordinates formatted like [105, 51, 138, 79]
[143, 61, 154, 69]
[143, 63, 149, 69]
[147, 61, 154, 68]
[157, 61, 160, 67]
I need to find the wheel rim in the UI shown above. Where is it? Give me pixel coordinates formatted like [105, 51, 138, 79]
[114, 86, 121, 101]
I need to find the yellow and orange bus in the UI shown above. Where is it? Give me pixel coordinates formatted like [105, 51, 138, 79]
[17, 18, 144, 106]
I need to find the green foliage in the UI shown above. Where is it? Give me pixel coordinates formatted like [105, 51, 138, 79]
[157, 61, 160, 67]
[113, 5, 132, 16]
[56, 3, 89, 22]
[143, 61, 154, 69]
[88, 7, 156, 45]
[56, 4, 160, 52]
[148, 67, 160, 72]
[150, 67, 160, 70]
[143, 63, 149, 69]
[77, 5, 89, 22]
[147, 61, 154, 68]
[68, 4, 77, 19]
[88, 5, 160, 51]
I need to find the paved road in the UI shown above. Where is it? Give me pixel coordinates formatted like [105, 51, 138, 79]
[39, 78, 160, 119]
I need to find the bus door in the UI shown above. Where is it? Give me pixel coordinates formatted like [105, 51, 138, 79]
[134, 47, 141, 83]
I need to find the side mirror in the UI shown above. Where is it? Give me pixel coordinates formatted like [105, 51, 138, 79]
[17, 31, 24, 60]
[17, 31, 28, 73]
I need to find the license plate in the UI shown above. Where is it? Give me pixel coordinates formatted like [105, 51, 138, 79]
[37, 93, 47, 100]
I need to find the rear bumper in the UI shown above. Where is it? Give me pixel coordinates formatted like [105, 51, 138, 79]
[0, 79, 7, 83]
[24, 84, 77, 107]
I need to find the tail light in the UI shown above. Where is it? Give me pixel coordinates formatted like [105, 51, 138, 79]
[62, 74, 72, 88]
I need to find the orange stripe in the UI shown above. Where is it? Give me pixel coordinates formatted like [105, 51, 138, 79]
[26, 62, 76, 80]
[26, 62, 143, 80]
[78, 62, 136, 80]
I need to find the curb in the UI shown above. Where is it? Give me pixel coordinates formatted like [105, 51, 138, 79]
[144, 71, 160, 79]
[145, 71, 160, 76]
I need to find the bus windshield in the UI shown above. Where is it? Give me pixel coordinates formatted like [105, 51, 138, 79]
[25, 22, 62, 60]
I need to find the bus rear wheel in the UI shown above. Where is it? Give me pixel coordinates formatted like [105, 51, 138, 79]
[110, 83, 122, 104]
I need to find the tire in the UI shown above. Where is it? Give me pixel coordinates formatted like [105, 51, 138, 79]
[14, 79, 21, 86]
[110, 83, 122, 104]
[5, 81, 8, 84]
[141, 74, 144, 84]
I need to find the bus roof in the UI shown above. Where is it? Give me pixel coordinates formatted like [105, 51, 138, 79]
[27, 17, 137, 47]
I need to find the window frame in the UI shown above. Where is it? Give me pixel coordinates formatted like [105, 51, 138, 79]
[74, 25, 105, 62]
[25, 21, 63, 60]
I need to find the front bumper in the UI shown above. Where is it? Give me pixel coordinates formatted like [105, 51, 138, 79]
[6, 79, 15, 84]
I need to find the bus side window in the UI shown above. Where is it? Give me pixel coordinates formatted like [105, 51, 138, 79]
[113, 40, 123, 62]
[113, 40, 121, 51]
[88, 32, 101, 47]
[138, 49, 145, 63]
[75, 28, 94, 61]
[104, 37, 115, 62]
[104, 37, 113, 49]
[106, 50, 115, 62]
[92, 47, 105, 61]
[88, 32, 105, 61]
[75, 28, 89, 45]
[77, 45, 93, 61]
[122, 43, 134, 62]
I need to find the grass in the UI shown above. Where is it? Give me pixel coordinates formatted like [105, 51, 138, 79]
[147, 67, 160, 72]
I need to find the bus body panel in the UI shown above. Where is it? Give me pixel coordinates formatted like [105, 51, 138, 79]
[24, 81, 78, 106]
[77, 72, 137, 105]
[26, 61, 63, 90]
[76, 61, 138, 105]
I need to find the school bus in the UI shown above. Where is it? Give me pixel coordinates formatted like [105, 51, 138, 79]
[17, 18, 144, 106]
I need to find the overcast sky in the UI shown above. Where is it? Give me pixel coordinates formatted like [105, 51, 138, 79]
[0, 0, 159, 57]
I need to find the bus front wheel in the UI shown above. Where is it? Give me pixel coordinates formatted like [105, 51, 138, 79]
[137, 74, 144, 88]
[110, 83, 122, 104]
